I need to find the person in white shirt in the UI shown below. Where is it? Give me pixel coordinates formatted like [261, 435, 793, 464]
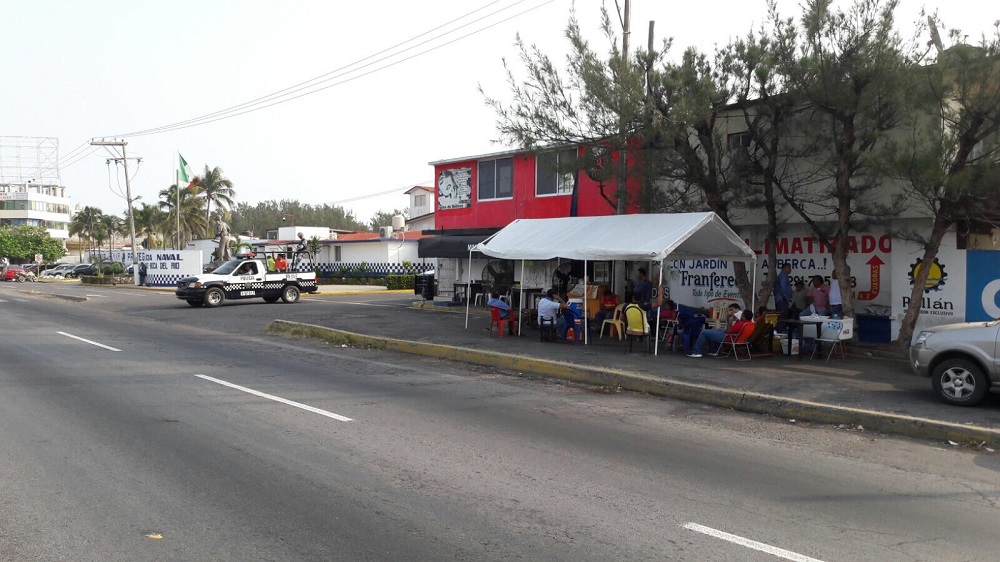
[830, 270, 843, 318]
[537, 288, 569, 335]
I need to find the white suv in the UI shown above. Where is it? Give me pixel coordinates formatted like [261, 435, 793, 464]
[910, 320, 1000, 406]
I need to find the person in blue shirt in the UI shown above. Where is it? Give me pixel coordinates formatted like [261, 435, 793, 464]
[774, 263, 793, 313]
[487, 291, 517, 335]
[633, 267, 652, 310]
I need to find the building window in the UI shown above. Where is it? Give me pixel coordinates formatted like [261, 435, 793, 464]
[727, 132, 752, 151]
[478, 158, 513, 201]
[535, 149, 576, 196]
[414, 194, 427, 207]
[334, 246, 342, 262]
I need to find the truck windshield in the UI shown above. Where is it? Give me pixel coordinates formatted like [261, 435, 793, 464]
[211, 260, 244, 275]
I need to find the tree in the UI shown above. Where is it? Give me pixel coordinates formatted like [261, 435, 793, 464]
[772, 0, 909, 321]
[133, 202, 169, 249]
[97, 214, 122, 259]
[159, 184, 207, 247]
[0, 225, 65, 263]
[229, 200, 367, 236]
[197, 165, 236, 227]
[890, 18, 1000, 345]
[69, 206, 103, 256]
[368, 208, 409, 232]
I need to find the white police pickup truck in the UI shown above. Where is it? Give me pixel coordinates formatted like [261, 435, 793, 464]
[175, 256, 318, 307]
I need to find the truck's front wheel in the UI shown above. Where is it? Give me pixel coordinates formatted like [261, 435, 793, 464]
[204, 287, 225, 308]
[281, 285, 300, 303]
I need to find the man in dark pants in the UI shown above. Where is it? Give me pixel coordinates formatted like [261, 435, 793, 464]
[138, 262, 147, 286]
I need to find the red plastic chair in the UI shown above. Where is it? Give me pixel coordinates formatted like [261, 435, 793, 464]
[489, 306, 517, 338]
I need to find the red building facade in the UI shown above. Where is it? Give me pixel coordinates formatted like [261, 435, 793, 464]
[430, 146, 640, 230]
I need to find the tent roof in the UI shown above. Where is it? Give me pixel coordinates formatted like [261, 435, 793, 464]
[474, 212, 756, 262]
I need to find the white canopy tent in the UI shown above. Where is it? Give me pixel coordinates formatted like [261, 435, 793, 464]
[466, 212, 757, 354]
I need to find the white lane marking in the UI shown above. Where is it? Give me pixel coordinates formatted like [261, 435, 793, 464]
[195, 375, 353, 422]
[57, 331, 122, 352]
[312, 300, 398, 308]
[683, 523, 825, 562]
[0, 298, 7, 303]
[85, 294, 108, 298]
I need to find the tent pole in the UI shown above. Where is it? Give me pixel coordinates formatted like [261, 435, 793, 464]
[465, 248, 472, 329]
[518, 260, 525, 336]
[750, 258, 757, 316]
[655, 260, 664, 355]
[583, 260, 588, 345]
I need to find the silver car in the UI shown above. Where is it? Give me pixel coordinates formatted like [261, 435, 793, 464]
[910, 320, 1000, 406]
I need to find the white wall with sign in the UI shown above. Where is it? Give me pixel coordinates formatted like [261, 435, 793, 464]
[87, 249, 203, 286]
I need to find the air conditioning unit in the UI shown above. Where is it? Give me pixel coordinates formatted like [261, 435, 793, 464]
[379, 226, 393, 238]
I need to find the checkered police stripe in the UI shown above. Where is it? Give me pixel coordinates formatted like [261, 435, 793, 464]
[310, 262, 435, 276]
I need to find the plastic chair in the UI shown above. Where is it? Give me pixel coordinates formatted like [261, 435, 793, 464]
[539, 316, 558, 342]
[474, 293, 485, 307]
[715, 322, 757, 361]
[623, 304, 650, 354]
[810, 320, 846, 361]
[489, 306, 516, 338]
[600, 304, 626, 340]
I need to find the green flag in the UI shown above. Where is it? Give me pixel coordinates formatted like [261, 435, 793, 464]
[178, 153, 192, 186]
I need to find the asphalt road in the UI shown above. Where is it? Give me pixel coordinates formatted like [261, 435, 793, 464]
[0, 282, 998, 561]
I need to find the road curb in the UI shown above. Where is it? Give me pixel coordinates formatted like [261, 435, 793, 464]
[268, 320, 1000, 448]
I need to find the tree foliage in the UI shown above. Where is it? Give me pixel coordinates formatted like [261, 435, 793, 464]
[229, 200, 366, 237]
[368, 208, 409, 232]
[0, 225, 65, 263]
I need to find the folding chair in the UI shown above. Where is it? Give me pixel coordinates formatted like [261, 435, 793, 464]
[489, 306, 516, 338]
[810, 320, 846, 361]
[715, 322, 756, 361]
[599, 304, 626, 340]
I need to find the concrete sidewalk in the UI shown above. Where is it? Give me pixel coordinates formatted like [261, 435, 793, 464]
[272, 296, 1000, 448]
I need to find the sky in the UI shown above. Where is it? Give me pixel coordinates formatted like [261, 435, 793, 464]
[0, 0, 991, 230]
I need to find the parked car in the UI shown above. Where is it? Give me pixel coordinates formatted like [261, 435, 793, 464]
[69, 263, 98, 278]
[2, 265, 25, 281]
[41, 264, 76, 278]
[910, 319, 1000, 406]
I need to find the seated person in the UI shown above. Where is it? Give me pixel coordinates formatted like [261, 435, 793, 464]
[274, 254, 288, 272]
[592, 286, 619, 326]
[800, 275, 831, 317]
[688, 303, 746, 358]
[487, 291, 517, 335]
[537, 288, 570, 338]
[234, 262, 258, 276]
[623, 296, 650, 335]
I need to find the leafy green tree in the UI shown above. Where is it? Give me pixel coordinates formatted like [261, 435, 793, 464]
[133, 202, 169, 249]
[97, 214, 122, 259]
[368, 208, 409, 232]
[890, 18, 1000, 344]
[159, 184, 207, 247]
[229, 200, 366, 236]
[0, 225, 65, 263]
[197, 165, 236, 227]
[772, 0, 909, 321]
[69, 206, 103, 256]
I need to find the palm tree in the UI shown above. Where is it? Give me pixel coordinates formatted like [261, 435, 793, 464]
[159, 184, 207, 248]
[97, 214, 122, 260]
[198, 165, 235, 228]
[133, 203, 168, 249]
[69, 206, 103, 257]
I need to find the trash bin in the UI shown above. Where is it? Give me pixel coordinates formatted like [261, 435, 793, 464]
[414, 273, 436, 300]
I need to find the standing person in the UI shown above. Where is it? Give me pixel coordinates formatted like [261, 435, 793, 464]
[633, 267, 652, 310]
[292, 232, 309, 269]
[829, 270, 843, 318]
[688, 303, 746, 358]
[138, 262, 147, 286]
[773, 263, 793, 314]
[1, 257, 8, 277]
[801, 275, 831, 317]
[274, 254, 288, 272]
[487, 291, 517, 335]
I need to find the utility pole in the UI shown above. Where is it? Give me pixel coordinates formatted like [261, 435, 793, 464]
[91, 138, 141, 285]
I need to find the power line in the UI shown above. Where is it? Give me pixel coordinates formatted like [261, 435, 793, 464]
[328, 181, 432, 205]
[112, 0, 555, 137]
[114, 0, 514, 138]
